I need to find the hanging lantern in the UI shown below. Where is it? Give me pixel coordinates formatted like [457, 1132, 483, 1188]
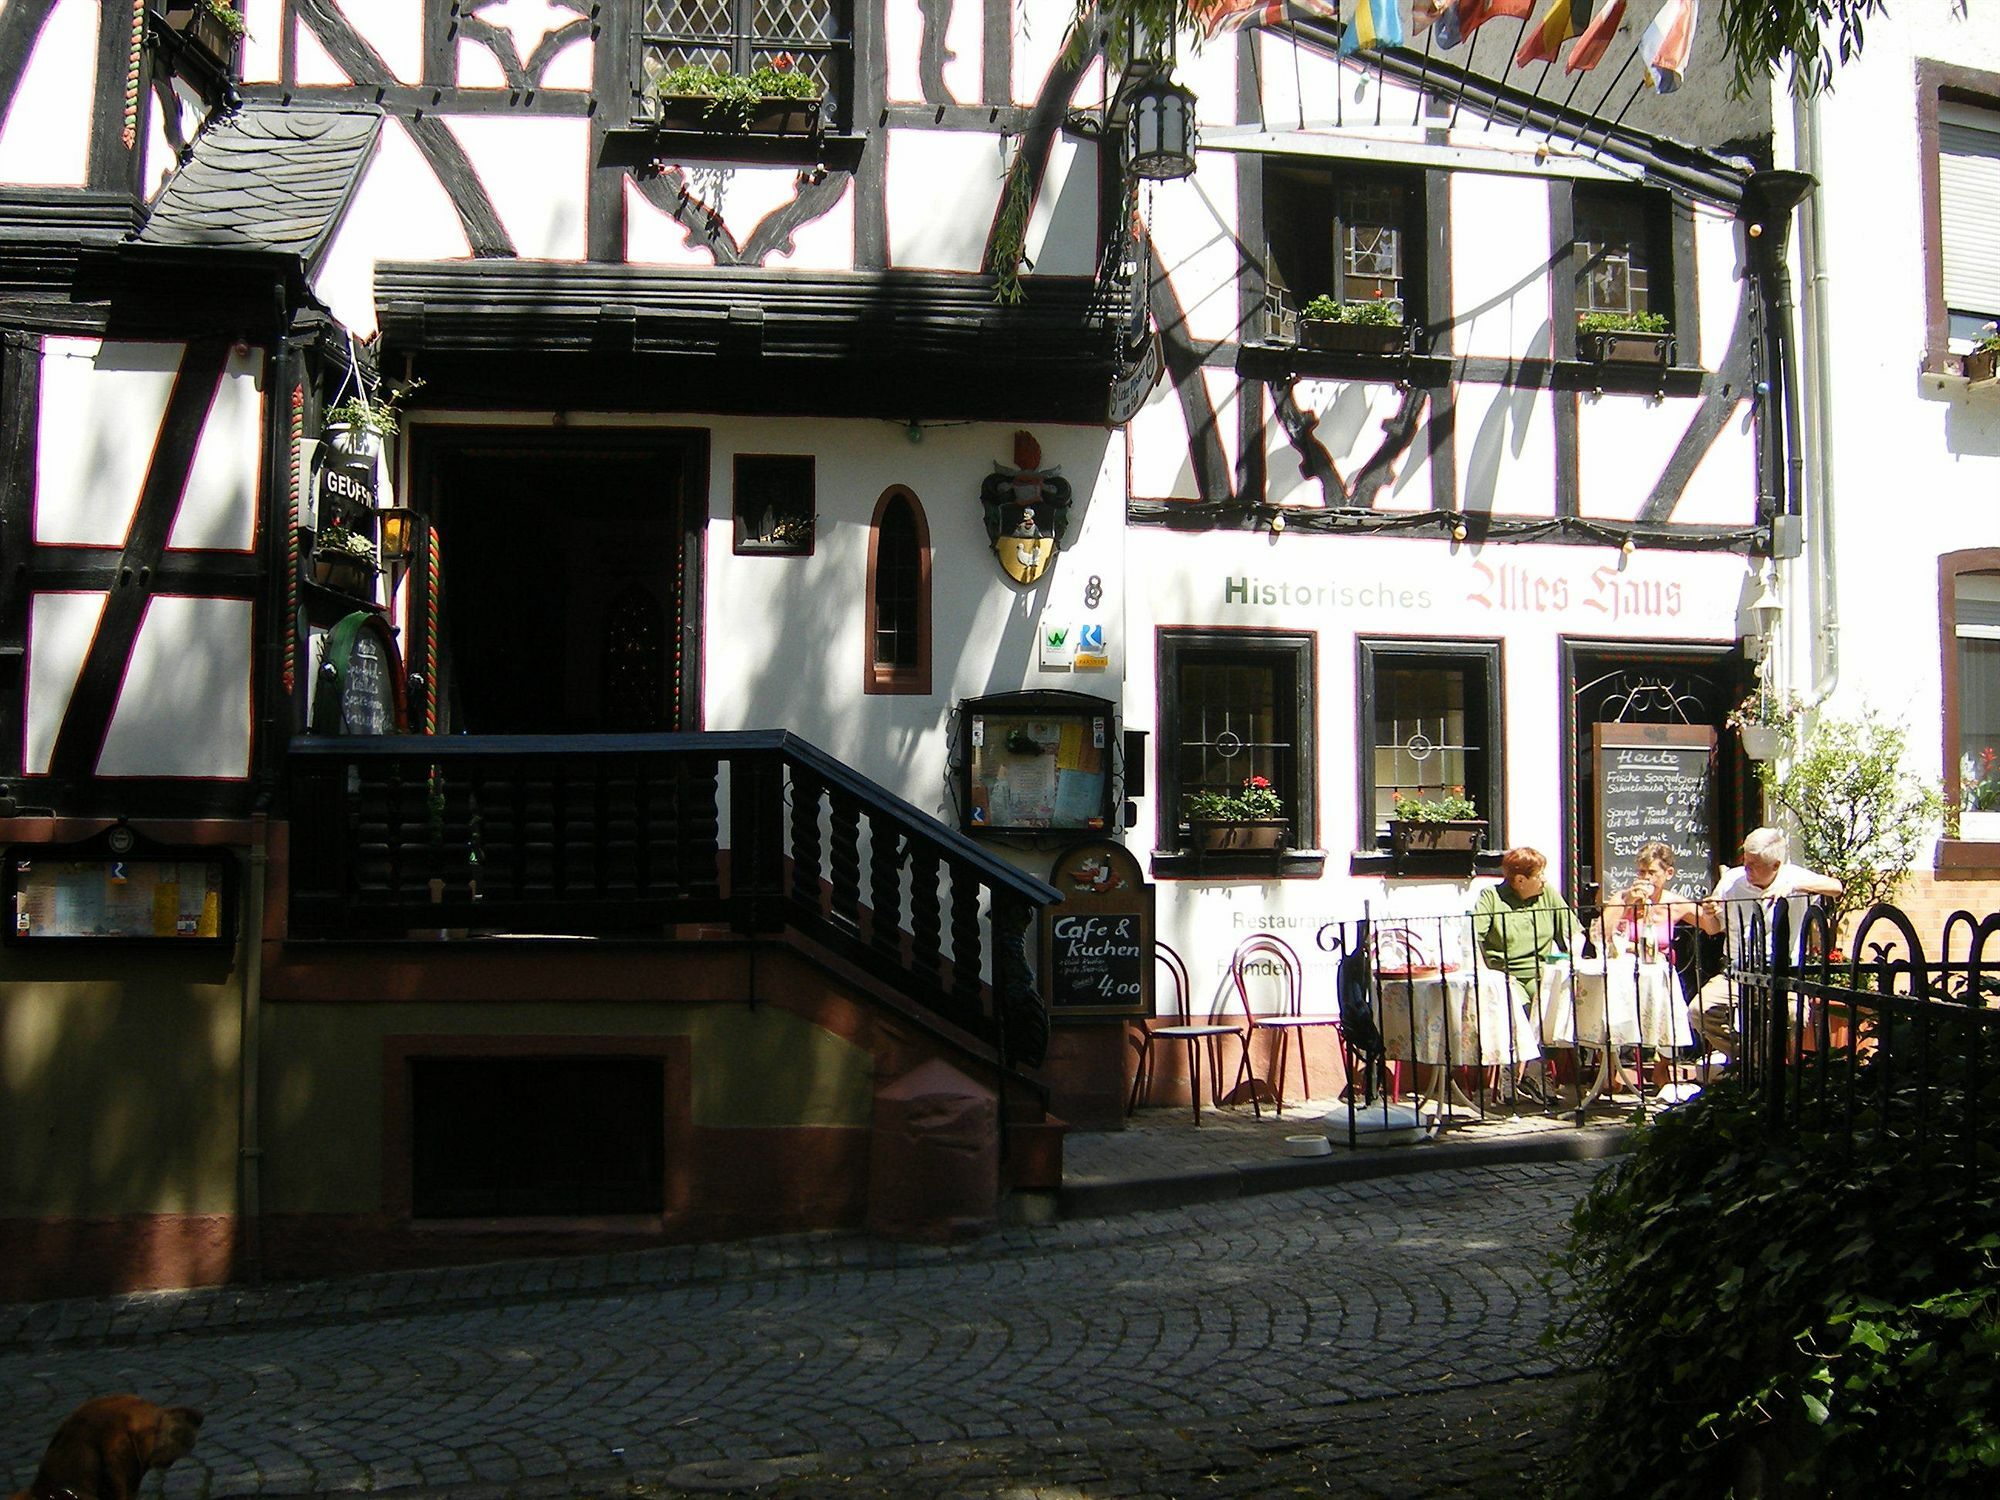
[1128, 76, 1198, 182]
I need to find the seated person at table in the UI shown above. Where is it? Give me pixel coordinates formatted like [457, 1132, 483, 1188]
[1473, 847, 1574, 1097]
[1693, 827, 1843, 1065]
[1626, 841, 1699, 958]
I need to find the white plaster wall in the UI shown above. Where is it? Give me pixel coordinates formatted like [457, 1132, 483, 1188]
[885, 0, 982, 105]
[1148, 159, 1246, 348]
[886, 129, 1007, 271]
[1122, 526, 1751, 988]
[1576, 392, 1702, 522]
[331, 0, 425, 82]
[1455, 383, 1555, 515]
[1762, 2, 2000, 775]
[701, 417, 1122, 826]
[35, 338, 181, 547]
[1452, 173, 1553, 361]
[0, 0, 97, 187]
[1690, 202, 1744, 373]
[97, 597, 255, 779]
[445, 116, 588, 260]
[625, 172, 857, 269]
[168, 347, 266, 554]
[311, 120, 472, 336]
[1010, 0, 1073, 106]
[144, 76, 211, 202]
[23, 592, 105, 774]
[1024, 136, 1099, 278]
[294, 16, 350, 86]
[241, 0, 283, 83]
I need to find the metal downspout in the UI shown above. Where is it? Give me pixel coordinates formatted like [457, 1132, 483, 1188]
[239, 814, 266, 1284]
[1797, 84, 1839, 705]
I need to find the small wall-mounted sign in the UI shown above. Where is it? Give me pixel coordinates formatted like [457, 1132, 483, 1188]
[1040, 622, 1076, 669]
[311, 611, 406, 736]
[6, 826, 234, 945]
[315, 453, 377, 533]
[1042, 840, 1152, 1019]
[1074, 621, 1109, 670]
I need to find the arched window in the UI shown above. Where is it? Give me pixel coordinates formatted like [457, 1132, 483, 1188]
[866, 487, 930, 695]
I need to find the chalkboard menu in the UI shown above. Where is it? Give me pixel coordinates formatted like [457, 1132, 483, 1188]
[311, 611, 405, 736]
[1594, 723, 1716, 897]
[1042, 841, 1151, 1019]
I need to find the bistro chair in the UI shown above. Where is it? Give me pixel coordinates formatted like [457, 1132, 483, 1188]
[1229, 933, 1342, 1117]
[1128, 940, 1247, 1126]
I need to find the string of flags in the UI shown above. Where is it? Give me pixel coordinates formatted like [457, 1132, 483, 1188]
[1193, 0, 1700, 95]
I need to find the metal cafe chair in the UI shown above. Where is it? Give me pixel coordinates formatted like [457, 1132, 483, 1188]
[1230, 932, 1343, 1117]
[1128, 940, 1247, 1126]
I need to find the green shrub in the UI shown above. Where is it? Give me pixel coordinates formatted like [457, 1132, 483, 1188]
[1578, 309, 1670, 334]
[1548, 1066, 2000, 1498]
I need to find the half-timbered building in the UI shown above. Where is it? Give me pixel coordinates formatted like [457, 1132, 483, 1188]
[1, 0, 1803, 1300]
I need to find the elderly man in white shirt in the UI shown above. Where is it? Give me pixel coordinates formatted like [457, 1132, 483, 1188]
[1691, 826, 1843, 1063]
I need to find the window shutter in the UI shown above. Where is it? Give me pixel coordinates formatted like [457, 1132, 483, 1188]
[1939, 103, 2000, 318]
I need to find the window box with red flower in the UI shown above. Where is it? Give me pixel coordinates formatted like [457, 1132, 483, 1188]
[1184, 776, 1288, 853]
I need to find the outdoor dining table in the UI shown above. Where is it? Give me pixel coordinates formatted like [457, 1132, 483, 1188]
[1534, 955, 1691, 1096]
[1373, 965, 1540, 1068]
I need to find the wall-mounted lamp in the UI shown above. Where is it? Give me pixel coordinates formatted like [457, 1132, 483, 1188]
[378, 507, 419, 589]
[1269, 510, 1286, 534]
[1451, 520, 1468, 543]
[1621, 535, 1636, 558]
[1129, 76, 1198, 182]
[1742, 569, 1784, 661]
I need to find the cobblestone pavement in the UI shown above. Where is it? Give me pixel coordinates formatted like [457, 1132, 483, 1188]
[0, 1158, 1608, 1500]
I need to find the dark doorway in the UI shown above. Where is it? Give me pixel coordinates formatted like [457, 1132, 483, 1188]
[419, 437, 705, 734]
[1562, 641, 1750, 903]
[410, 1056, 666, 1218]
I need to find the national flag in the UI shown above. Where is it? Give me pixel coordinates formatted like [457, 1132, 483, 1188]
[1515, 0, 1593, 68]
[1424, 0, 1533, 49]
[1639, 0, 1698, 93]
[1563, 0, 1626, 72]
[1340, 0, 1406, 53]
[1196, 0, 1341, 36]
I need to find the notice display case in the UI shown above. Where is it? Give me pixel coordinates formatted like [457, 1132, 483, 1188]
[958, 691, 1115, 836]
[6, 825, 234, 946]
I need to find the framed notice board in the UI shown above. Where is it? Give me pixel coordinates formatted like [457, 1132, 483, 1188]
[6, 826, 234, 946]
[1594, 723, 1716, 897]
[959, 690, 1114, 836]
[1041, 840, 1152, 1019]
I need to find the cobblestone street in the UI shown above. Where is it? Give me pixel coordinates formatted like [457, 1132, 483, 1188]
[1, 1154, 1608, 1500]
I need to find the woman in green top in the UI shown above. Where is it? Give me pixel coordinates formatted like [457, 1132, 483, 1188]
[1472, 846, 1575, 1099]
[1475, 846, 1577, 985]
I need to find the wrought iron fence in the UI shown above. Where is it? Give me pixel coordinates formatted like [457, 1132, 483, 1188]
[1734, 901, 2000, 1188]
[1318, 897, 1723, 1143]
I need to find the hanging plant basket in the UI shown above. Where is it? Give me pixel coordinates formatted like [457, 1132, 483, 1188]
[1739, 724, 1786, 761]
[320, 421, 383, 461]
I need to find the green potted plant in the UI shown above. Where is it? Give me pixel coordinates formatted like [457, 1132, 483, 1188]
[652, 56, 823, 135]
[1577, 309, 1673, 367]
[1384, 785, 1485, 865]
[1725, 686, 1804, 761]
[1298, 293, 1408, 356]
[1967, 321, 2000, 386]
[310, 524, 378, 594]
[164, 1, 246, 66]
[1184, 774, 1287, 853]
[321, 379, 421, 460]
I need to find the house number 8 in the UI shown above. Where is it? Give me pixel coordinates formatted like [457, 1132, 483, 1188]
[1084, 575, 1103, 609]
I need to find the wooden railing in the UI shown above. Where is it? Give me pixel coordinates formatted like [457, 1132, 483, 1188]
[287, 732, 1058, 1066]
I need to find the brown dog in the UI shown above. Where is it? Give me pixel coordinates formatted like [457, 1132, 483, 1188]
[9, 1396, 203, 1500]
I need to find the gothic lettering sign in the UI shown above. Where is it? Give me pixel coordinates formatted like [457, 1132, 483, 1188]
[1041, 841, 1151, 1020]
[315, 454, 377, 533]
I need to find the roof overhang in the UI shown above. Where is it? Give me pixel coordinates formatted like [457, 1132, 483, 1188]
[374, 262, 1123, 423]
